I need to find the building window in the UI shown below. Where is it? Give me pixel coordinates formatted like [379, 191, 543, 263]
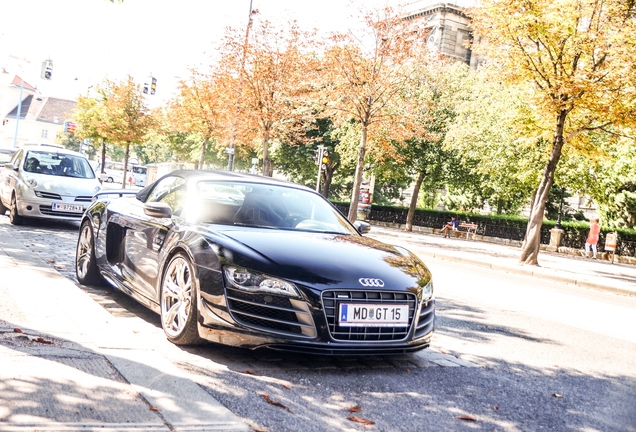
[41, 130, 48, 138]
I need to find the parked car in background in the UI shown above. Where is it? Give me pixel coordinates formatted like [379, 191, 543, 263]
[131, 165, 147, 187]
[0, 146, 102, 224]
[0, 148, 17, 175]
[75, 170, 435, 353]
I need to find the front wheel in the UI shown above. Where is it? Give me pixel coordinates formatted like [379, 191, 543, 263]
[76, 220, 104, 286]
[160, 252, 202, 345]
[9, 194, 24, 225]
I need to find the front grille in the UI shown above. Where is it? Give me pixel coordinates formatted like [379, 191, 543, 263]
[414, 299, 435, 339]
[225, 287, 316, 338]
[75, 196, 94, 202]
[322, 290, 416, 341]
[35, 191, 62, 200]
[38, 205, 83, 218]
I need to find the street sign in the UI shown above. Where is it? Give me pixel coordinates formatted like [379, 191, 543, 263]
[605, 232, 617, 251]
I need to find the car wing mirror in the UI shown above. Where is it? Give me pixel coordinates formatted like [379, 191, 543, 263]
[353, 220, 371, 234]
[144, 202, 173, 218]
[3, 163, 15, 171]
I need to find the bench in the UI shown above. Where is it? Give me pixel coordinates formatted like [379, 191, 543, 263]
[458, 222, 478, 240]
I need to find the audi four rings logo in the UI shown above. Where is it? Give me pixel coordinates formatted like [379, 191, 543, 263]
[358, 278, 385, 287]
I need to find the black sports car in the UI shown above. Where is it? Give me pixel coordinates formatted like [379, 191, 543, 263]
[75, 170, 435, 354]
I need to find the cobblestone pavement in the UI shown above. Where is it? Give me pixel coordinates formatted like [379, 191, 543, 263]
[0, 215, 478, 372]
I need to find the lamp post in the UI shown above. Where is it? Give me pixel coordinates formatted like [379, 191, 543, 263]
[227, 0, 255, 172]
[12, 77, 24, 148]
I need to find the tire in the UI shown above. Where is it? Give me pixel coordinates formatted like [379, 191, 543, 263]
[106, 177, 114, 183]
[76, 220, 104, 286]
[0, 198, 7, 215]
[160, 252, 202, 345]
[9, 194, 24, 225]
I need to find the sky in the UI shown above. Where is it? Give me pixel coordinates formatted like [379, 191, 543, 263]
[1, 0, 430, 104]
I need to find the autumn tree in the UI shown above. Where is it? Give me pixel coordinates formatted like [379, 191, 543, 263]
[322, 7, 428, 221]
[98, 76, 154, 188]
[470, 0, 636, 265]
[218, 18, 317, 176]
[73, 95, 109, 173]
[166, 71, 227, 169]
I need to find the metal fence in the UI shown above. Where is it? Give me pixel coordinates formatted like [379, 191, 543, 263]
[333, 203, 635, 258]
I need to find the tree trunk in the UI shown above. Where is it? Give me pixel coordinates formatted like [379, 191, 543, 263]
[519, 110, 568, 265]
[100, 139, 107, 174]
[121, 142, 130, 190]
[406, 171, 425, 232]
[497, 199, 503, 215]
[198, 137, 209, 169]
[262, 129, 272, 177]
[348, 125, 368, 222]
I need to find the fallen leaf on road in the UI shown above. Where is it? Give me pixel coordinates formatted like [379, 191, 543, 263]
[13, 328, 23, 334]
[347, 416, 375, 425]
[149, 406, 161, 411]
[456, 415, 477, 421]
[282, 384, 291, 390]
[47, 259, 55, 263]
[440, 349, 447, 354]
[493, 406, 499, 411]
[552, 393, 563, 398]
[250, 427, 268, 432]
[348, 405, 362, 413]
[242, 370, 255, 375]
[260, 393, 293, 413]
[28, 336, 53, 344]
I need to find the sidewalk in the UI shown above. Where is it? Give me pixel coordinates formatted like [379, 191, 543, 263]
[0, 229, 249, 431]
[366, 224, 636, 298]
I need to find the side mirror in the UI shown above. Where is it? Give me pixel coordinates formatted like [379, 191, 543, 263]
[4, 163, 15, 171]
[353, 220, 371, 234]
[144, 202, 172, 218]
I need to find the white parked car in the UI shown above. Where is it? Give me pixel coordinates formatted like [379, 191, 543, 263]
[0, 146, 102, 224]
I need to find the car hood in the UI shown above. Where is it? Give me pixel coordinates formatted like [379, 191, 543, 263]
[212, 228, 431, 291]
[24, 173, 101, 197]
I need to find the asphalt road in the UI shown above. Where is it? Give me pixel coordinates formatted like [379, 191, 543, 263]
[1, 216, 635, 432]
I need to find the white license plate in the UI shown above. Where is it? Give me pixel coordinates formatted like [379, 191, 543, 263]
[338, 303, 409, 327]
[52, 203, 84, 213]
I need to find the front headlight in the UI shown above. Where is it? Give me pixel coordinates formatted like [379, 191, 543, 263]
[422, 280, 433, 301]
[25, 177, 38, 188]
[224, 266, 301, 298]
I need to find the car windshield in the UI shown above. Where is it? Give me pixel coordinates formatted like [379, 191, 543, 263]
[23, 151, 96, 179]
[187, 180, 358, 235]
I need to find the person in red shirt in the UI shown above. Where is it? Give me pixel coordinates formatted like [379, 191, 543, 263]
[585, 218, 601, 259]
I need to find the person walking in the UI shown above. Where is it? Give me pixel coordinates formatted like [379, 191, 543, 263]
[585, 218, 601, 259]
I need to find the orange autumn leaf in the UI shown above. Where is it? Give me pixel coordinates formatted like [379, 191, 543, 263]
[456, 415, 477, 421]
[260, 393, 293, 413]
[149, 406, 161, 411]
[348, 405, 362, 413]
[13, 328, 23, 334]
[347, 416, 375, 425]
[282, 384, 291, 390]
[242, 370, 255, 375]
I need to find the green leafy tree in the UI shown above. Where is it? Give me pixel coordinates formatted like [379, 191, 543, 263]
[470, 0, 636, 265]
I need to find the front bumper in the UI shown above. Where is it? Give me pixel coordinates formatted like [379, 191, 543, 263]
[16, 194, 90, 221]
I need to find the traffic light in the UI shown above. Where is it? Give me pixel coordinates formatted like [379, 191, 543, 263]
[143, 83, 149, 94]
[41, 59, 53, 80]
[150, 77, 157, 95]
[321, 150, 330, 171]
[313, 148, 321, 166]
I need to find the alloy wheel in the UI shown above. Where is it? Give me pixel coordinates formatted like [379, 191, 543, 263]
[161, 255, 194, 338]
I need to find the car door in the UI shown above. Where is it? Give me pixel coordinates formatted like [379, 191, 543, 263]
[120, 175, 188, 303]
[0, 149, 23, 206]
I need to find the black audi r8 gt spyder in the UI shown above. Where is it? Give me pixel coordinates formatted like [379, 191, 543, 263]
[75, 170, 435, 355]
